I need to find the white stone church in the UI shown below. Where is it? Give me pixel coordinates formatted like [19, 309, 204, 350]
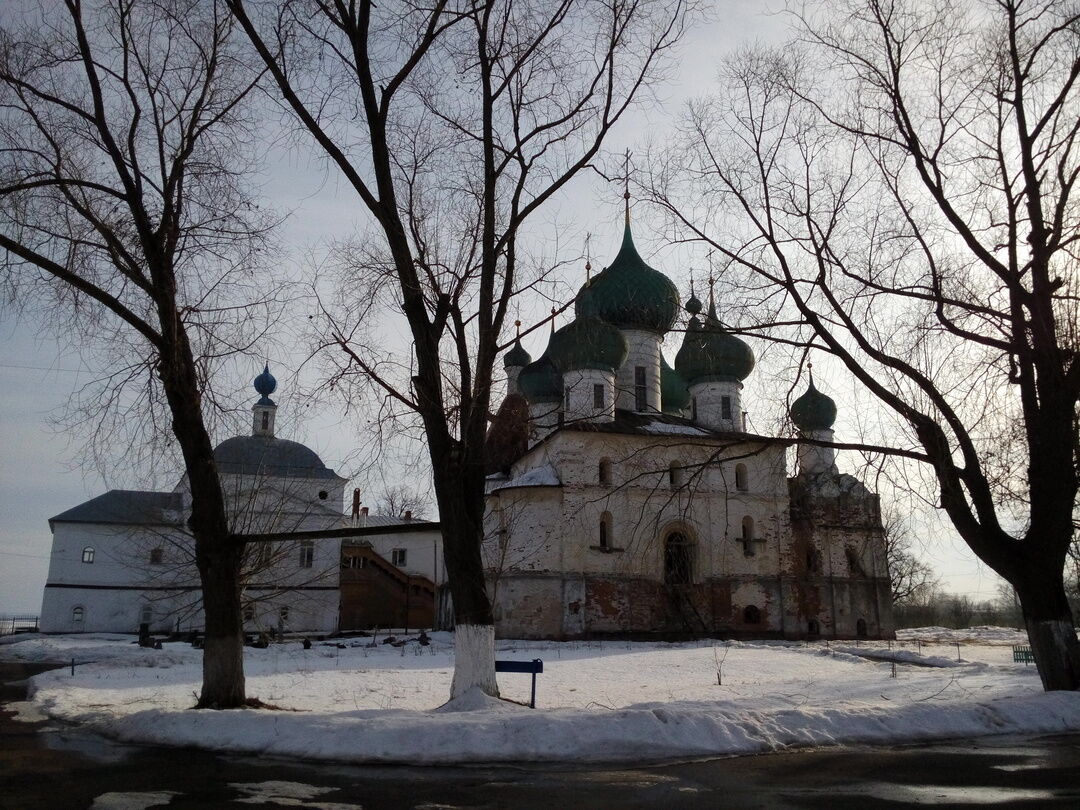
[40, 216, 894, 641]
[482, 213, 895, 640]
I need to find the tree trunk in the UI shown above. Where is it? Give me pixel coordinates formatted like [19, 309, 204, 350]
[1015, 567, 1080, 691]
[197, 548, 246, 707]
[433, 453, 498, 699]
[156, 325, 247, 708]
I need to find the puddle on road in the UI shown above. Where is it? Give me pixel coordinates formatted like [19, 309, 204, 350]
[90, 791, 179, 810]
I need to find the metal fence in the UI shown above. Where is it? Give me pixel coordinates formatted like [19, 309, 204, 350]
[0, 615, 39, 636]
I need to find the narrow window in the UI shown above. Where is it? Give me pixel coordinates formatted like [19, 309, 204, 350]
[298, 540, 314, 568]
[668, 461, 683, 488]
[261, 411, 269, 431]
[243, 605, 254, 622]
[598, 459, 612, 485]
[81, 546, 95, 564]
[149, 547, 164, 565]
[392, 548, 408, 566]
[721, 395, 732, 421]
[599, 512, 612, 550]
[565, 386, 572, 410]
[593, 383, 605, 409]
[807, 548, 821, 573]
[279, 606, 290, 623]
[856, 618, 868, 638]
[735, 463, 748, 491]
[71, 606, 85, 625]
[691, 396, 698, 422]
[808, 618, 820, 636]
[743, 605, 761, 624]
[634, 366, 647, 411]
[140, 604, 153, 626]
[741, 516, 755, 557]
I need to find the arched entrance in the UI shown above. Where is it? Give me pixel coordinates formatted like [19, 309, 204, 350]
[664, 532, 694, 585]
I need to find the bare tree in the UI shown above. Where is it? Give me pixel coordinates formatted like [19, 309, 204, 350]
[374, 484, 433, 520]
[0, 0, 275, 707]
[228, 0, 689, 697]
[651, 0, 1080, 688]
[882, 512, 940, 607]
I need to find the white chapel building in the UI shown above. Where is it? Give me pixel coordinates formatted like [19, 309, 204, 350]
[39, 366, 442, 635]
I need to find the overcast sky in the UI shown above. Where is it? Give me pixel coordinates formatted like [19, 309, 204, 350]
[0, 1, 1006, 614]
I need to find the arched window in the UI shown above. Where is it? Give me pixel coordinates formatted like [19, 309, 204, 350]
[664, 532, 694, 585]
[808, 618, 820, 636]
[743, 605, 761, 624]
[81, 547, 95, 564]
[856, 618, 868, 638]
[668, 461, 683, 488]
[71, 606, 85, 625]
[599, 512, 613, 550]
[735, 463, 748, 491]
[149, 547, 164, 565]
[139, 604, 153, 626]
[740, 516, 755, 557]
[599, 459, 612, 486]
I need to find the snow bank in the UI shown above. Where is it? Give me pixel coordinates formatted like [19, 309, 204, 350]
[74, 689, 1080, 765]
[5, 631, 1072, 766]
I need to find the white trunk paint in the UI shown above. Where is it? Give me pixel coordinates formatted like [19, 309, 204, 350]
[451, 623, 499, 699]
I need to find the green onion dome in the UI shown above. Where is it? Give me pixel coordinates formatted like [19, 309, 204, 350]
[574, 220, 680, 334]
[547, 316, 628, 374]
[685, 291, 703, 316]
[674, 303, 755, 385]
[660, 355, 691, 413]
[503, 338, 532, 369]
[518, 353, 562, 404]
[790, 375, 837, 432]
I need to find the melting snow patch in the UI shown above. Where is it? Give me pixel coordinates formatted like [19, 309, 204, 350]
[231, 781, 359, 808]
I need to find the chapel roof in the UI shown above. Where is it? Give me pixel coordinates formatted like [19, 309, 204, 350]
[213, 435, 342, 480]
[50, 490, 185, 528]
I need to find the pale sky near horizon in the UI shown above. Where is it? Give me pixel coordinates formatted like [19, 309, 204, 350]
[0, 1, 1006, 614]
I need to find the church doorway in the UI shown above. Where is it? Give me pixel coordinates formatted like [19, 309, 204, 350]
[664, 532, 694, 585]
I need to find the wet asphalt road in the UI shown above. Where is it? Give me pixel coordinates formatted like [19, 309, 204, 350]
[3, 661, 1080, 809]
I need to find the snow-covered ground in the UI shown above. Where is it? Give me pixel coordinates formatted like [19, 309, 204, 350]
[3, 628, 1077, 765]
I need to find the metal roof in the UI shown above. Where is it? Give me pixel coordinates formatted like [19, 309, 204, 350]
[212, 435, 342, 480]
[49, 490, 185, 528]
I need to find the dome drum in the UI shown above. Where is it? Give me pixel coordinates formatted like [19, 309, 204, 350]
[562, 368, 616, 425]
[687, 379, 744, 432]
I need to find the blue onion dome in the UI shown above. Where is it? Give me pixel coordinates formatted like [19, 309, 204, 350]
[518, 353, 563, 403]
[660, 356, 691, 414]
[546, 316, 628, 374]
[503, 337, 532, 369]
[253, 363, 277, 405]
[573, 219, 680, 334]
[790, 372, 837, 432]
[674, 302, 755, 385]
